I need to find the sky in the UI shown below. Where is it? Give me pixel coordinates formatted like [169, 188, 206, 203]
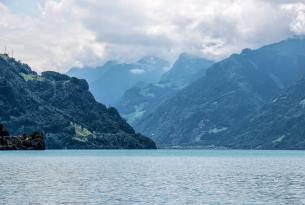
[0, 0, 305, 72]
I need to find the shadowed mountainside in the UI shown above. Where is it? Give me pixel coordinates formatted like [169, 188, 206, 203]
[231, 78, 305, 149]
[135, 38, 305, 149]
[0, 54, 156, 149]
[116, 54, 214, 125]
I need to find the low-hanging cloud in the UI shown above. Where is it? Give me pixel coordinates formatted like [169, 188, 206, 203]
[0, 0, 305, 72]
[282, 3, 305, 34]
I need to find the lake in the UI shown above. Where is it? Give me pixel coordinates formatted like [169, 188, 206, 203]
[0, 150, 305, 205]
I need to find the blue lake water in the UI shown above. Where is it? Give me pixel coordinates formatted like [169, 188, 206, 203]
[0, 150, 305, 205]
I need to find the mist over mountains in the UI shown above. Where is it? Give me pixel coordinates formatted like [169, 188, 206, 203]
[64, 37, 305, 149]
[2, 2, 305, 204]
[133, 37, 305, 149]
[67, 56, 169, 105]
[116, 53, 214, 125]
[2, 36, 305, 150]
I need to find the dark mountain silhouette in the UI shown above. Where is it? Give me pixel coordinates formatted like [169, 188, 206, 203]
[0, 54, 156, 149]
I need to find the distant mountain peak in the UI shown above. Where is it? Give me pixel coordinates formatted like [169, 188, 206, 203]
[66, 56, 168, 105]
[137, 56, 169, 67]
[177, 53, 212, 61]
[178, 52, 197, 59]
[159, 53, 214, 87]
[116, 53, 215, 125]
[135, 38, 305, 148]
[103, 60, 120, 66]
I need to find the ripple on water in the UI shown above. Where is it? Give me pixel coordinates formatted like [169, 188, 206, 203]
[0, 150, 305, 205]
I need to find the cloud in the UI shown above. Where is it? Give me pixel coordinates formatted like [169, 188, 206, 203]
[0, 0, 305, 72]
[130, 68, 145, 75]
[0, 0, 106, 72]
[282, 3, 305, 35]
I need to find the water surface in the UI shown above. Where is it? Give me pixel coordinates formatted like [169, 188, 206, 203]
[0, 150, 305, 205]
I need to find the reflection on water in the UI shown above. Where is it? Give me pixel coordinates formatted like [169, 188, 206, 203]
[0, 150, 305, 205]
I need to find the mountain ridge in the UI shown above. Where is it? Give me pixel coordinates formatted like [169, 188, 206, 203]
[67, 56, 169, 105]
[0, 53, 156, 149]
[134, 38, 305, 149]
[116, 53, 214, 125]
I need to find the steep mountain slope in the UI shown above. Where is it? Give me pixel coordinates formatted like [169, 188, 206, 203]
[160, 53, 214, 89]
[116, 54, 214, 124]
[67, 56, 169, 105]
[231, 78, 305, 149]
[135, 38, 305, 148]
[0, 54, 156, 149]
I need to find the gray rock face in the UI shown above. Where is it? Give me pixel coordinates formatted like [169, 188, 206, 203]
[116, 54, 214, 125]
[0, 54, 156, 149]
[135, 38, 305, 149]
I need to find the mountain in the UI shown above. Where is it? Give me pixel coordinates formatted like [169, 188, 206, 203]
[160, 53, 214, 89]
[0, 53, 156, 149]
[231, 78, 305, 149]
[134, 38, 305, 148]
[116, 54, 214, 124]
[67, 56, 169, 105]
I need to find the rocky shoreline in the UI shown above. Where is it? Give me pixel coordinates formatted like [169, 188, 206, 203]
[0, 124, 45, 150]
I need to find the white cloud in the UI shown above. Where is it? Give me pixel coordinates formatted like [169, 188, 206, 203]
[282, 3, 305, 35]
[130, 68, 145, 75]
[0, 0, 305, 72]
[0, 0, 106, 72]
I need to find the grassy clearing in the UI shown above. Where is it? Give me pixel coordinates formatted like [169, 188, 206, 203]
[19, 73, 43, 81]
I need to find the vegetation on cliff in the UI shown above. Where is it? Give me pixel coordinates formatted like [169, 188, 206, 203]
[0, 124, 45, 150]
[0, 54, 156, 149]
